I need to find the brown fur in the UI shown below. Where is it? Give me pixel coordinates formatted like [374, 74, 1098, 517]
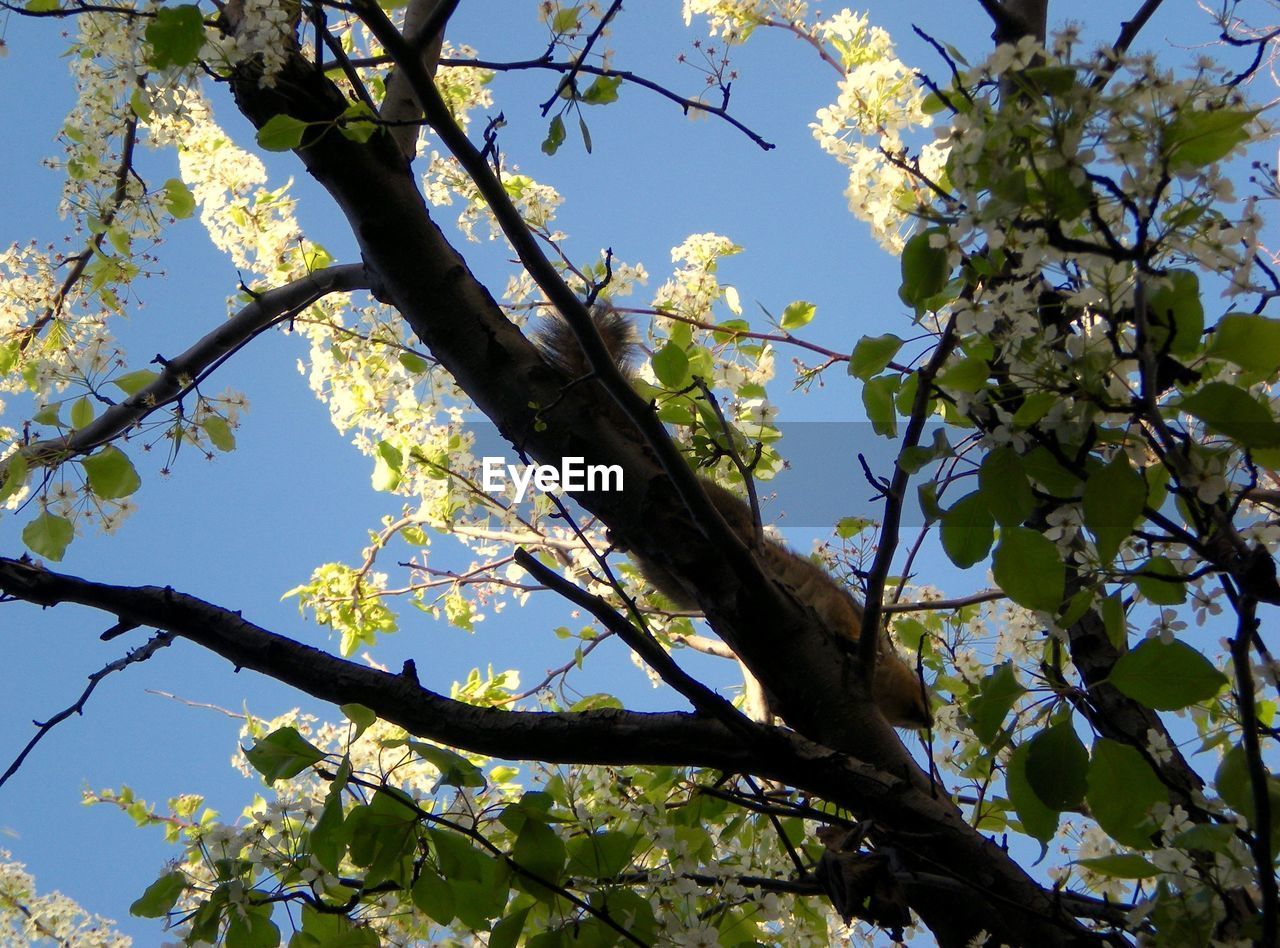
[537, 308, 932, 729]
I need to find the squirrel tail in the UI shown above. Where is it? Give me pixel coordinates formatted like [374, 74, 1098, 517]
[535, 304, 638, 380]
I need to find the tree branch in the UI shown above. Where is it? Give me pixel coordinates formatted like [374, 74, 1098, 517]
[14, 264, 369, 471]
[0, 631, 173, 788]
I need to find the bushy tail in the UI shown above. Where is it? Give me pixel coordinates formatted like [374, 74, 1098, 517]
[535, 304, 637, 379]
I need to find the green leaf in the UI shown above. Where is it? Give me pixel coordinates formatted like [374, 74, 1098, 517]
[1038, 167, 1090, 221]
[1164, 107, 1256, 170]
[204, 416, 236, 452]
[1134, 555, 1186, 605]
[1100, 592, 1127, 649]
[551, 5, 580, 31]
[245, 727, 326, 782]
[1022, 446, 1081, 496]
[112, 369, 160, 396]
[145, 4, 205, 69]
[1007, 741, 1058, 843]
[1086, 739, 1167, 848]
[162, 178, 195, 219]
[993, 527, 1064, 613]
[936, 356, 989, 392]
[489, 907, 531, 948]
[130, 871, 186, 918]
[1146, 270, 1203, 356]
[0, 453, 29, 504]
[652, 342, 690, 388]
[966, 662, 1025, 745]
[398, 352, 429, 373]
[511, 818, 566, 900]
[899, 230, 949, 308]
[82, 446, 142, 500]
[341, 703, 375, 740]
[849, 333, 903, 380]
[405, 741, 486, 788]
[309, 786, 346, 875]
[780, 300, 816, 331]
[1179, 373, 1260, 436]
[578, 115, 593, 154]
[1076, 854, 1160, 879]
[25, 0, 60, 10]
[581, 75, 622, 105]
[372, 440, 403, 492]
[411, 870, 455, 925]
[1110, 639, 1227, 710]
[1025, 722, 1088, 811]
[566, 830, 637, 879]
[979, 447, 1034, 527]
[541, 115, 566, 156]
[70, 397, 94, 430]
[940, 491, 995, 569]
[23, 513, 74, 561]
[257, 114, 309, 152]
[1082, 453, 1146, 564]
[861, 374, 899, 437]
[225, 900, 279, 948]
[1208, 313, 1280, 377]
[1011, 391, 1058, 428]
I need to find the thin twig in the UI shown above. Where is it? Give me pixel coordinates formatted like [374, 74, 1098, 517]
[0, 631, 174, 788]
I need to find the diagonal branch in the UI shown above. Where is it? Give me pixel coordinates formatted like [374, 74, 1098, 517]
[13, 264, 369, 471]
[0, 630, 173, 788]
[513, 548, 754, 735]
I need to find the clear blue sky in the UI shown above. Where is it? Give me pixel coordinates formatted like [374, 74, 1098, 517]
[0, 1, 1247, 941]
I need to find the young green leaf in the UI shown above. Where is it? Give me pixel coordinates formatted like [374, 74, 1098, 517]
[993, 527, 1064, 613]
[849, 333, 903, 380]
[1164, 107, 1256, 170]
[965, 662, 1025, 745]
[899, 230, 949, 309]
[541, 114, 566, 156]
[1180, 381, 1280, 448]
[70, 396, 94, 430]
[861, 373, 900, 438]
[22, 512, 73, 561]
[145, 5, 205, 69]
[1208, 313, 1280, 376]
[1109, 639, 1227, 710]
[979, 447, 1034, 527]
[581, 75, 622, 105]
[1145, 270, 1203, 356]
[1133, 556, 1186, 605]
[130, 871, 186, 918]
[1082, 453, 1146, 564]
[82, 446, 142, 500]
[256, 114, 310, 152]
[244, 727, 326, 782]
[940, 491, 995, 569]
[780, 300, 816, 330]
[112, 369, 160, 396]
[203, 416, 236, 452]
[652, 342, 690, 388]
[1086, 739, 1167, 848]
[162, 178, 196, 219]
[1025, 722, 1089, 811]
[1007, 742, 1059, 844]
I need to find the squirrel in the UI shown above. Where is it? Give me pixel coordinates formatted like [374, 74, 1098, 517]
[534, 307, 932, 729]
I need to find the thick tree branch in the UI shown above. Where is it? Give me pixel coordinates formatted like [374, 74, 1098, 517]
[0, 556, 1107, 946]
[215, 33, 1101, 948]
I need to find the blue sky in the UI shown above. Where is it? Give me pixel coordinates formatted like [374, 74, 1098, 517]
[0, 1, 1254, 942]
